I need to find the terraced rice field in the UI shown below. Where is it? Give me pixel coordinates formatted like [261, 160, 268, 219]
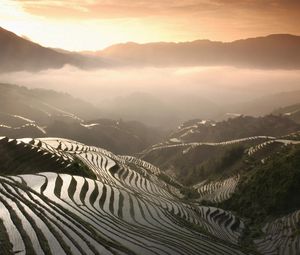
[1, 135, 299, 254]
[248, 139, 300, 157]
[0, 136, 248, 255]
[254, 210, 300, 255]
[196, 206, 244, 244]
[280, 131, 300, 141]
[194, 175, 240, 203]
[140, 136, 276, 157]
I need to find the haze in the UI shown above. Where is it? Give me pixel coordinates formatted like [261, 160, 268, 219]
[1, 66, 300, 127]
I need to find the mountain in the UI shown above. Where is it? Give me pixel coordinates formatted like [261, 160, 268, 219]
[0, 83, 165, 154]
[0, 27, 106, 72]
[2, 26, 300, 71]
[95, 34, 300, 69]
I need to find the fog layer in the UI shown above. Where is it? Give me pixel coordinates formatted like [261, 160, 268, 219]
[1, 66, 300, 127]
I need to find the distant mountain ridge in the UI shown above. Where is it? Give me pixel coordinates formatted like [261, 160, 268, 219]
[95, 34, 300, 69]
[1, 26, 300, 71]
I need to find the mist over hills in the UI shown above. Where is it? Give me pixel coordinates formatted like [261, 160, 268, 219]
[1, 81, 299, 130]
[99, 90, 300, 127]
[227, 90, 300, 118]
[99, 92, 221, 127]
[0, 83, 165, 154]
[0, 83, 100, 121]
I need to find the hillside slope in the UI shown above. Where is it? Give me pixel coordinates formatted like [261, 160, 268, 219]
[223, 145, 300, 219]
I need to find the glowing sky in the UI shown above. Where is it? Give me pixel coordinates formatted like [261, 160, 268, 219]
[1, 0, 300, 51]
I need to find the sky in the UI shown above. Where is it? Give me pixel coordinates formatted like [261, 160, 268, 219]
[1, 0, 300, 51]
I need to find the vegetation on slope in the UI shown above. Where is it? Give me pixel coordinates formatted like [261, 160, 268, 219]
[68, 157, 97, 179]
[0, 138, 96, 179]
[222, 144, 300, 221]
[184, 145, 245, 185]
[144, 144, 246, 186]
[47, 119, 165, 154]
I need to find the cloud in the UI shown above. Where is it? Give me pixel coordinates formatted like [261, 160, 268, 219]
[1, 65, 299, 126]
[14, 0, 300, 19]
[15, 0, 177, 19]
[13, 0, 300, 46]
[1, 65, 300, 104]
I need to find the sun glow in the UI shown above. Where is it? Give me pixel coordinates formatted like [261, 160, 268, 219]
[0, 1, 236, 51]
[1, 0, 300, 51]
[0, 0, 188, 51]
